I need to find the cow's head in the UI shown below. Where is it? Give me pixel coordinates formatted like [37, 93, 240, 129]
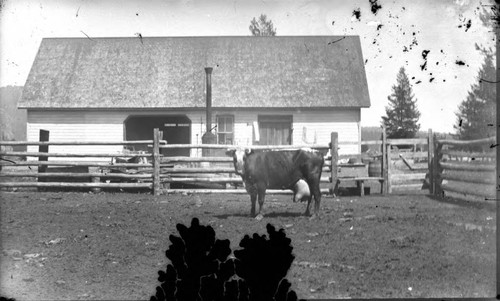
[226, 148, 252, 176]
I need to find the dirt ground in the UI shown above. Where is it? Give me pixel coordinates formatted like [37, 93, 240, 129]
[0, 190, 496, 300]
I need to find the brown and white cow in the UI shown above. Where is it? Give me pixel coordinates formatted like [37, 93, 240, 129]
[226, 148, 324, 219]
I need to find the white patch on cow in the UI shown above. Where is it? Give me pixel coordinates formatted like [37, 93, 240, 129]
[231, 148, 247, 176]
[293, 179, 310, 202]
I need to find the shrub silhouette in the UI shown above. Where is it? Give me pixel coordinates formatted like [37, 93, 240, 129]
[151, 218, 300, 301]
[151, 218, 233, 301]
[233, 224, 297, 301]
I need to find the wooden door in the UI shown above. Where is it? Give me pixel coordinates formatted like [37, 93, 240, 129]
[258, 115, 292, 145]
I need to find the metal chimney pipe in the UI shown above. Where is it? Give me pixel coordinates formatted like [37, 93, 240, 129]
[205, 67, 213, 133]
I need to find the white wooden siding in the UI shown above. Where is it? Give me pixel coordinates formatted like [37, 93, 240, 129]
[26, 108, 361, 159]
[210, 109, 361, 155]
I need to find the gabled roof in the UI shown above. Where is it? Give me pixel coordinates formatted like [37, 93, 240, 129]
[19, 36, 370, 109]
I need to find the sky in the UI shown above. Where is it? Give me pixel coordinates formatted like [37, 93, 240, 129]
[0, 0, 496, 133]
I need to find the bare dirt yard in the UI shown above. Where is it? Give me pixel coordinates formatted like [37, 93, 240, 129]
[0, 190, 496, 300]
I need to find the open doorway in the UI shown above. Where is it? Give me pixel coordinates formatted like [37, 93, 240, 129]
[124, 115, 191, 157]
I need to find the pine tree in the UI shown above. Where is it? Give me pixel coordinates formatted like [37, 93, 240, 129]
[454, 53, 496, 140]
[249, 14, 277, 36]
[382, 67, 421, 138]
[453, 5, 496, 141]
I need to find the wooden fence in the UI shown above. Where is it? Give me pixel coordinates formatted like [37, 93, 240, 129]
[360, 127, 431, 194]
[0, 129, 392, 196]
[432, 136, 496, 202]
[4, 128, 494, 202]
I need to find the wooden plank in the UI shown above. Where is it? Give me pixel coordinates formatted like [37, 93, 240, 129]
[438, 136, 495, 146]
[0, 182, 152, 188]
[439, 161, 495, 172]
[387, 143, 392, 194]
[357, 180, 365, 196]
[338, 177, 384, 181]
[382, 125, 387, 194]
[338, 141, 359, 145]
[161, 167, 237, 173]
[0, 172, 154, 179]
[391, 151, 428, 159]
[391, 173, 426, 181]
[152, 128, 161, 196]
[398, 154, 414, 170]
[361, 140, 383, 146]
[443, 190, 493, 203]
[433, 135, 442, 197]
[166, 177, 242, 183]
[0, 161, 152, 168]
[164, 188, 331, 195]
[440, 149, 496, 158]
[331, 132, 338, 195]
[0, 151, 153, 158]
[428, 129, 434, 194]
[38, 130, 49, 174]
[441, 180, 495, 198]
[361, 139, 429, 147]
[387, 138, 428, 145]
[441, 173, 495, 185]
[161, 144, 330, 150]
[162, 156, 232, 163]
[0, 140, 163, 146]
[391, 183, 424, 191]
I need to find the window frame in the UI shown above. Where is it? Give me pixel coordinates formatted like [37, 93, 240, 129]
[216, 115, 234, 145]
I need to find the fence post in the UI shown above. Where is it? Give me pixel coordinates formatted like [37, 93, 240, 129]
[152, 128, 161, 196]
[38, 130, 50, 191]
[38, 130, 50, 174]
[381, 125, 387, 194]
[387, 143, 392, 194]
[433, 135, 442, 197]
[427, 129, 434, 194]
[330, 132, 338, 196]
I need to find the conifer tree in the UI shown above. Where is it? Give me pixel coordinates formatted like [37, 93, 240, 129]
[249, 14, 277, 36]
[454, 53, 496, 140]
[453, 5, 496, 141]
[382, 67, 421, 138]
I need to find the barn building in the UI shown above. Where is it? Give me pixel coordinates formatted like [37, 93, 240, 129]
[19, 36, 371, 158]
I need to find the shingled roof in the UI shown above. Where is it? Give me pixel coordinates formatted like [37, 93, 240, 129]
[19, 36, 370, 109]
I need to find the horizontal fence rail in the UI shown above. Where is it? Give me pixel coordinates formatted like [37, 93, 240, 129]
[0, 151, 152, 158]
[0, 140, 166, 146]
[433, 135, 496, 202]
[2, 128, 422, 197]
[0, 130, 352, 196]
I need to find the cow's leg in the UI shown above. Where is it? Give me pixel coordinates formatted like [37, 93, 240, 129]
[311, 180, 322, 217]
[304, 194, 313, 216]
[305, 179, 321, 217]
[249, 193, 257, 217]
[255, 186, 266, 221]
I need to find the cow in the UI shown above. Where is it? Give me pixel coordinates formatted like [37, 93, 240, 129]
[226, 148, 324, 220]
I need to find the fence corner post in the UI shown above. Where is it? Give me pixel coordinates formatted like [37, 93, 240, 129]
[152, 128, 161, 196]
[38, 129, 50, 174]
[330, 132, 338, 197]
[37, 130, 50, 191]
[433, 134, 442, 197]
[428, 129, 434, 194]
[381, 125, 387, 194]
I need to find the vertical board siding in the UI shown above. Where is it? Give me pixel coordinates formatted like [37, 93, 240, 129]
[26, 108, 361, 159]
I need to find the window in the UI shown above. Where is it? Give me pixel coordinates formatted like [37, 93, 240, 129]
[217, 115, 234, 145]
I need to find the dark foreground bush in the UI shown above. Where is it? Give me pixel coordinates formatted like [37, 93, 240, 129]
[151, 218, 300, 301]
